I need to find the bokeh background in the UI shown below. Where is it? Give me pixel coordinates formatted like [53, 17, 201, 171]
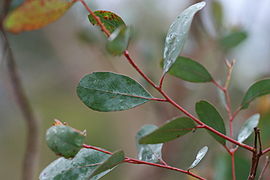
[1, 0, 270, 179]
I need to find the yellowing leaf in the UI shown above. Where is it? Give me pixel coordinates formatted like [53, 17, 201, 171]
[4, 0, 75, 33]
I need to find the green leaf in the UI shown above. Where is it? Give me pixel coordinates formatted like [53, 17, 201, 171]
[219, 30, 247, 50]
[46, 120, 86, 158]
[188, 146, 208, 169]
[40, 148, 114, 180]
[106, 26, 131, 55]
[77, 72, 153, 112]
[88, 10, 126, 33]
[136, 125, 163, 163]
[168, 56, 213, 82]
[163, 1, 206, 73]
[214, 153, 250, 180]
[4, 0, 74, 33]
[195, 101, 226, 145]
[237, 114, 260, 143]
[89, 150, 125, 178]
[241, 79, 270, 109]
[139, 117, 196, 144]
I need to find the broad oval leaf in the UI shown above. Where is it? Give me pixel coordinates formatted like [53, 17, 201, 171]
[136, 125, 163, 163]
[46, 120, 86, 158]
[4, 0, 74, 33]
[188, 146, 208, 169]
[237, 114, 260, 143]
[219, 30, 247, 50]
[89, 150, 125, 178]
[139, 117, 196, 144]
[241, 79, 270, 109]
[168, 56, 212, 82]
[88, 10, 126, 33]
[77, 72, 153, 112]
[40, 148, 113, 180]
[195, 100, 226, 145]
[163, 1, 206, 73]
[106, 26, 131, 55]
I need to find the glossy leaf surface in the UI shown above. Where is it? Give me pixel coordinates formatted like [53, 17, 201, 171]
[241, 79, 270, 109]
[40, 148, 112, 180]
[196, 101, 226, 145]
[237, 114, 260, 143]
[188, 146, 208, 169]
[136, 125, 163, 163]
[77, 72, 152, 112]
[168, 56, 212, 82]
[139, 117, 196, 144]
[163, 1, 206, 73]
[4, 0, 74, 33]
[88, 10, 126, 33]
[46, 120, 86, 158]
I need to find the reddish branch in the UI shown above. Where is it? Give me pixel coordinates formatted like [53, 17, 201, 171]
[77, 1, 270, 179]
[82, 144, 205, 180]
[78, 0, 255, 151]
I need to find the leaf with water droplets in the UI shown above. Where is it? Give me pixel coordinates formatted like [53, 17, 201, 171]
[77, 72, 153, 112]
[136, 125, 163, 163]
[188, 146, 208, 169]
[237, 114, 260, 143]
[163, 1, 206, 73]
[4, 0, 75, 33]
[39, 148, 114, 180]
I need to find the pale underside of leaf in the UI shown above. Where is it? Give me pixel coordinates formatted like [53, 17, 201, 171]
[136, 125, 163, 163]
[188, 146, 208, 169]
[237, 114, 260, 143]
[163, 1, 206, 73]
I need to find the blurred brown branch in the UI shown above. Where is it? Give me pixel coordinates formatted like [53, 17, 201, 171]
[0, 1, 40, 180]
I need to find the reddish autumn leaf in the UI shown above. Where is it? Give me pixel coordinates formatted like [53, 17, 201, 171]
[4, 0, 75, 33]
[88, 10, 126, 33]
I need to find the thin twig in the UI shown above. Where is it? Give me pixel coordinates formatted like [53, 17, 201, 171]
[0, 30, 40, 180]
[80, 0, 255, 152]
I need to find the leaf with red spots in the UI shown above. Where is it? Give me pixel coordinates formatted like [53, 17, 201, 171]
[88, 10, 126, 33]
[4, 0, 75, 33]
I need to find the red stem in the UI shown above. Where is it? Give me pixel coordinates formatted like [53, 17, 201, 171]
[159, 73, 166, 89]
[124, 51, 159, 89]
[82, 144, 205, 180]
[78, 0, 110, 37]
[262, 147, 270, 155]
[79, 0, 254, 152]
[231, 152, 236, 180]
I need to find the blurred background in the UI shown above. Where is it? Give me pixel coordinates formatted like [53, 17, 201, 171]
[1, 0, 270, 179]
